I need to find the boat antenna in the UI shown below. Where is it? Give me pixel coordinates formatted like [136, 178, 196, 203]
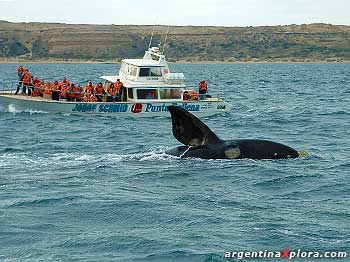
[162, 26, 170, 55]
[148, 25, 155, 49]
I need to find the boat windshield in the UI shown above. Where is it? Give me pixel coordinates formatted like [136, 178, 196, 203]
[159, 88, 182, 99]
[137, 89, 158, 99]
[139, 67, 162, 77]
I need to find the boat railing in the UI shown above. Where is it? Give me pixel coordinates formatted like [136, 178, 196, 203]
[0, 80, 18, 94]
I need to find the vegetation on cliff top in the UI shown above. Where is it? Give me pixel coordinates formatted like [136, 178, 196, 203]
[1, 21, 350, 62]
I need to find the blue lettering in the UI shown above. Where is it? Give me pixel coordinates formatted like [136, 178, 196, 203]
[145, 103, 169, 113]
[72, 103, 97, 112]
[98, 104, 128, 113]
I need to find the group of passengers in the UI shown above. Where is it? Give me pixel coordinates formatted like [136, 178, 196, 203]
[15, 66, 125, 102]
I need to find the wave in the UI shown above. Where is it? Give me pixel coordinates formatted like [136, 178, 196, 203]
[7, 104, 48, 115]
[2, 195, 82, 208]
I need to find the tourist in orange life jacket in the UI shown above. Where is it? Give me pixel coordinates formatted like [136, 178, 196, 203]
[95, 82, 106, 102]
[59, 78, 71, 101]
[60, 77, 70, 87]
[85, 81, 94, 95]
[51, 80, 60, 101]
[32, 77, 42, 97]
[43, 82, 52, 99]
[85, 94, 97, 102]
[68, 83, 76, 101]
[115, 79, 123, 101]
[199, 80, 208, 94]
[15, 65, 24, 95]
[107, 83, 116, 102]
[183, 91, 190, 100]
[20, 69, 31, 95]
[75, 85, 84, 102]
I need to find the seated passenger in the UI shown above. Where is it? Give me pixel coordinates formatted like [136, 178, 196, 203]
[95, 82, 106, 102]
[199, 80, 208, 94]
[43, 82, 52, 99]
[86, 80, 94, 95]
[69, 83, 77, 101]
[146, 90, 157, 99]
[51, 80, 60, 101]
[86, 94, 97, 102]
[75, 85, 84, 102]
[32, 77, 42, 97]
[183, 91, 190, 100]
[107, 83, 116, 102]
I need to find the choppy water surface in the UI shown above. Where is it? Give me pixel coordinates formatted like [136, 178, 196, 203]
[0, 63, 349, 261]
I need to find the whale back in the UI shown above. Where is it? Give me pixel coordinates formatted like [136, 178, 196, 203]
[167, 106, 220, 147]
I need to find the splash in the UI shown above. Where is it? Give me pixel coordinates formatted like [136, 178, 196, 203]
[298, 151, 310, 157]
[7, 104, 48, 115]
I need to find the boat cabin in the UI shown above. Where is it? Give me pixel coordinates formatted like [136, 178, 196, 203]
[100, 46, 188, 102]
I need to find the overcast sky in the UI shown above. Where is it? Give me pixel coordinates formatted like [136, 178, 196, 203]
[0, 0, 349, 26]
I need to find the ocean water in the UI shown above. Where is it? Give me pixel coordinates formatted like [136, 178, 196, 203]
[0, 63, 349, 262]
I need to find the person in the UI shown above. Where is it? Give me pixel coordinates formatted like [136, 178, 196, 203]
[115, 79, 123, 101]
[183, 91, 190, 100]
[31, 77, 42, 97]
[60, 77, 70, 87]
[95, 82, 106, 102]
[68, 83, 77, 101]
[85, 81, 94, 95]
[15, 65, 24, 95]
[74, 85, 84, 102]
[146, 90, 157, 99]
[20, 69, 31, 95]
[59, 78, 71, 101]
[51, 80, 60, 101]
[43, 81, 52, 99]
[199, 80, 208, 94]
[107, 83, 116, 102]
[85, 94, 97, 102]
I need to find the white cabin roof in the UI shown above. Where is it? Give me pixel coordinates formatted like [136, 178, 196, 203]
[122, 59, 162, 67]
[100, 75, 119, 82]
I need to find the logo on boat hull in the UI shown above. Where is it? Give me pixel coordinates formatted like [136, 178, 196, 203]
[72, 103, 128, 113]
[131, 103, 143, 113]
[145, 103, 200, 113]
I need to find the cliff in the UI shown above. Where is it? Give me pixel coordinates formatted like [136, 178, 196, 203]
[1, 21, 350, 62]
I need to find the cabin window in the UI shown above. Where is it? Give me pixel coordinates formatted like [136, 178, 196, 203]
[129, 66, 137, 76]
[137, 89, 158, 99]
[139, 67, 162, 77]
[159, 88, 182, 99]
[128, 88, 133, 99]
[150, 67, 162, 77]
[121, 63, 129, 75]
[139, 68, 150, 77]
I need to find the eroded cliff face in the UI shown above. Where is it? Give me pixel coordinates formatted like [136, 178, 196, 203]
[1, 21, 350, 62]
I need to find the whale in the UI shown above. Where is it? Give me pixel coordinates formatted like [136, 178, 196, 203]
[166, 106, 300, 160]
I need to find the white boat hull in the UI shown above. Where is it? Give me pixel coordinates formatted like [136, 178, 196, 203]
[0, 94, 232, 117]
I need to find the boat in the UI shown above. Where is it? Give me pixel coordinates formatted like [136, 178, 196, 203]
[0, 46, 232, 116]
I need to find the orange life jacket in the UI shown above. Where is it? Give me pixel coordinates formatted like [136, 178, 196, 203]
[32, 81, 42, 96]
[189, 91, 199, 100]
[115, 81, 123, 92]
[199, 81, 208, 92]
[108, 85, 116, 96]
[95, 84, 104, 95]
[75, 86, 84, 99]
[86, 95, 97, 102]
[86, 84, 94, 94]
[51, 83, 60, 91]
[43, 84, 52, 95]
[21, 71, 31, 85]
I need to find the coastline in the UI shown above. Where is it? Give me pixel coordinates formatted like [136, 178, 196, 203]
[1, 58, 350, 65]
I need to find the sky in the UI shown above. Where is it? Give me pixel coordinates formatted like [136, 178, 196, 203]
[0, 0, 349, 27]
